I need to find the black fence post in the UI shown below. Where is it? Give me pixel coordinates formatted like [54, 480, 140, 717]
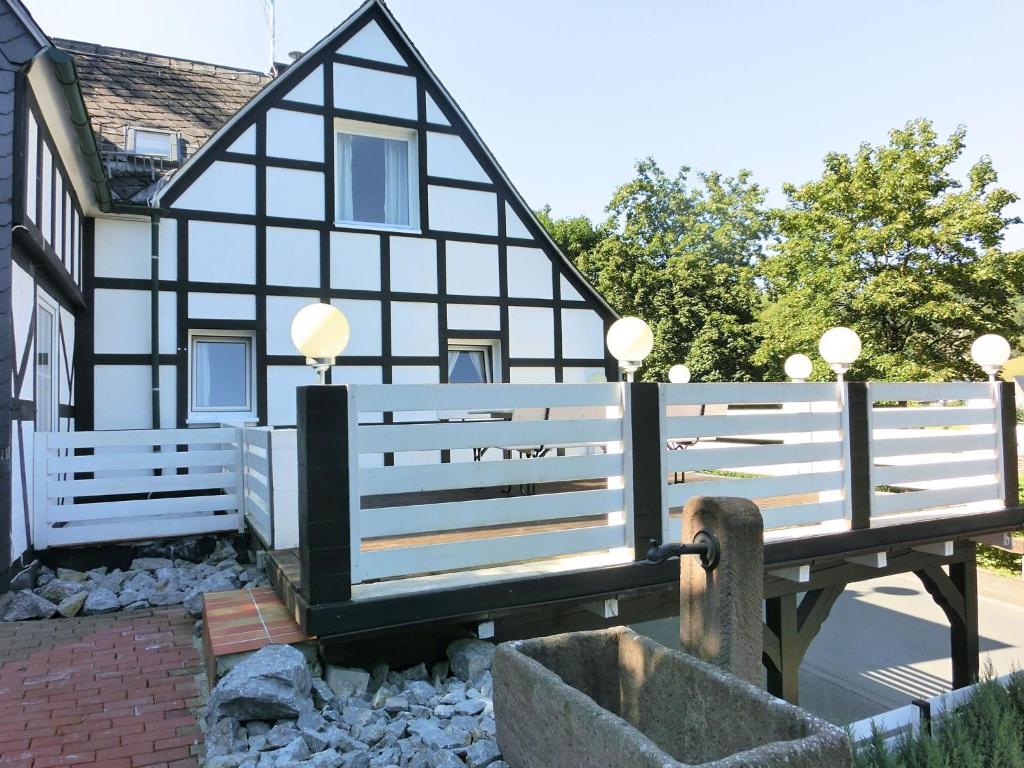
[296, 384, 352, 605]
[997, 381, 1019, 508]
[845, 381, 872, 530]
[626, 383, 663, 558]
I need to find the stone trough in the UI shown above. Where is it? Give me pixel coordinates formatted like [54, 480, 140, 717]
[494, 626, 850, 768]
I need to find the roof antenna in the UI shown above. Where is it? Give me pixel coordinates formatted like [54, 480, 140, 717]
[258, 0, 276, 74]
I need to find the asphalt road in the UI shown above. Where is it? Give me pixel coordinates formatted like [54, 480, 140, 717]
[632, 567, 1024, 725]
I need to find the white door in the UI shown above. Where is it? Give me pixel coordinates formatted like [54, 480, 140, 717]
[35, 300, 57, 432]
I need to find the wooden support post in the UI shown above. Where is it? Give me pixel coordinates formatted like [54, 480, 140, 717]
[297, 384, 352, 605]
[625, 383, 663, 558]
[845, 381, 872, 530]
[915, 542, 979, 689]
[995, 381, 1019, 508]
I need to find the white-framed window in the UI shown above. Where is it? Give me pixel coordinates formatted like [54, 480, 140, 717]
[188, 331, 256, 423]
[335, 118, 419, 231]
[35, 297, 58, 432]
[128, 127, 179, 159]
[447, 340, 500, 384]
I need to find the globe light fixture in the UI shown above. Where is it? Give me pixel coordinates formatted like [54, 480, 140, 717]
[783, 353, 813, 383]
[290, 303, 351, 384]
[818, 327, 862, 382]
[668, 364, 691, 384]
[970, 333, 1011, 381]
[606, 317, 654, 382]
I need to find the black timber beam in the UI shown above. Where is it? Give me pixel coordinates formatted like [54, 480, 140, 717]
[915, 542, 980, 689]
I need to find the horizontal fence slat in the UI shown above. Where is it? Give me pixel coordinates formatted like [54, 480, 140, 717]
[872, 483, 999, 516]
[353, 383, 621, 412]
[244, 471, 270, 499]
[358, 523, 626, 581]
[762, 500, 846, 529]
[360, 452, 623, 495]
[45, 513, 241, 548]
[871, 431, 997, 459]
[358, 417, 622, 454]
[849, 704, 920, 743]
[48, 493, 239, 523]
[871, 407, 994, 430]
[665, 441, 842, 473]
[870, 382, 991, 403]
[361, 487, 625, 538]
[666, 411, 841, 440]
[48, 471, 237, 498]
[874, 457, 997, 487]
[48, 448, 236, 474]
[46, 427, 238, 449]
[242, 450, 270, 476]
[667, 471, 843, 508]
[661, 382, 839, 406]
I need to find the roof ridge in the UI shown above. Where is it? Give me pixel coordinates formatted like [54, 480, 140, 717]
[52, 38, 272, 80]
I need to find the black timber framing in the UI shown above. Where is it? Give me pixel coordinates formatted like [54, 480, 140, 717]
[625, 382, 662, 556]
[915, 542, 980, 690]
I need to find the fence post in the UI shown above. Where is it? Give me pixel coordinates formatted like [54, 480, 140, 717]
[233, 427, 246, 533]
[994, 381, 1019, 508]
[623, 382, 664, 557]
[296, 384, 352, 605]
[843, 381, 872, 530]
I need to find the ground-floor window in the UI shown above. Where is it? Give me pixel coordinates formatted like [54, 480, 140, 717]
[188, 331, 256, 423]
[447, 341, 499, 384]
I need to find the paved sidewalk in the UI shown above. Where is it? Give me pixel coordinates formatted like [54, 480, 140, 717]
[0, 608, 202, 768]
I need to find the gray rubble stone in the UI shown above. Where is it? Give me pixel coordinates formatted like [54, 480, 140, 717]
[433, 704, 455, 720]
[3, 590, 57, 620]
[301, 727, 329, 752]
[446, 640, 494, 683]
[123, 600, 150, 611]
[206, 754, 258, 768]
[56, 567, 88, 582]
[429, 751, 464, 768]
[407, 720, 460, 750]
[310, 748, 344, 768]
[148, 589, 186, 606]
[82, 587, 120, 615]
[208, 644, 313, 722]
[463, 740, 500, 768]
[325, 665, 370, 698]
[37, 578, 86, 603]
[383, 695, 409, 715]
[452, 699, 484, 717]
[130, 557, 174, 571]
[56, 591, 87, 618]
[340, 751, 370, 768]
[430, 661, 449, 686]
[405, 680, 435, 706]
[269, 736, 309, 766]
[265, 722, 302, 749]
[311, 677, 336, 709]
[207, 716, 242, 757]
[124, 570, 157, 594]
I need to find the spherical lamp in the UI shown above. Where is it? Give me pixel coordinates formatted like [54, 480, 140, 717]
[783, 353, 813, 383]
[668, 364, 691, 384]
[818, 327, 861, 381]
[970, 334, 1011, 381]
[606, 317, 654, 382]
[290, 303, 351, 383]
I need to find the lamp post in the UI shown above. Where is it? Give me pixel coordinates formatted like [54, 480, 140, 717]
[818, 327, 861, 383]
[606, 317, 654, 383]
[290, 303, 351, 384]
[668, 364, 691, 384]
[783, 353, 813, 383]
[970, 333, 1011, 382]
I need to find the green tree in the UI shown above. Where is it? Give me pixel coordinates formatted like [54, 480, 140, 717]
[539, 159, 772, 381]
[755, 120, 1024, 382]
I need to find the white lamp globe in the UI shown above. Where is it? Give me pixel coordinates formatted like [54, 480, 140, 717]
[818, 327, 862, 368]
[668, 364, 691, 384]
[290, 303, 351, 359]
[970, 334, 1010, 376]
[783, 353, 813, 381]
[606, 317, 654, 364]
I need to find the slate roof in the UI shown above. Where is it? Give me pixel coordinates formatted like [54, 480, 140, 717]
[53, 39, 273, 202]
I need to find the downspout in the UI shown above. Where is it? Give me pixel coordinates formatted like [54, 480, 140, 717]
[150, 212, 161, 429]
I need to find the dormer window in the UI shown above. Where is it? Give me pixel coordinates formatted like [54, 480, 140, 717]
[128, 127, 179, 159]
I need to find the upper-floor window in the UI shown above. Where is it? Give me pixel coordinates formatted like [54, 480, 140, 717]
[129, 127, 179, 159]
[335, 118, 418, 230]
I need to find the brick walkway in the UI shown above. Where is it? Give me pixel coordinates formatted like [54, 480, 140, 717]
[0, 608, 202, 768]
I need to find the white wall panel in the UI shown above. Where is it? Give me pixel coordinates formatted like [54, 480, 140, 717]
[445, 241, 499, 296]
[507, 246, 553, 299]
[267, 366, 312, 426]
[12, 264, 33, 400]
[505, 203, 532, 239]
[426, 133, 488, 183]
[560, 274, 584, 301]
[425, 94, 448, 126]
[189, 292, 256, 320]
[561, 308, 606, 359]
[58, 306, 75, 406]
[40, 143, 51, 240]
[173, 161, 255, 215]
[159, 291, 176, 354]
[267, 226, 320, 287]
[508, 306, 554, 358]
[93, 365, 175, 429]
[391, 301, 438, 357]
[159, 365, 177, 428]
[227, 124, 256, 154]
[266, 295, 318, 355]
[510, 367, 556, 384]
[330, 231, 380, 290]
[94, 289, 149, 354]
[266, 167, 324, 220]
[331, 298, 382, 356]
[428, 186, 497, 235]
[266, 109, 324, 162]
[333, 64, 416, 119]
[392, 365, 440, 384]
[160, 218, 177, 280]
[329, 365, 383, 385]
[94, 217, 149, 279]
[25, 111, 37, 223]
[11, 426, 31, 560]
[389, 236, 436, 293]
[188, 221, 256, 284]
[283, 65, 324, 105]
[447, 303, 500, 331]
[562, 366, 607, 384]
[338, 21, 406, 66]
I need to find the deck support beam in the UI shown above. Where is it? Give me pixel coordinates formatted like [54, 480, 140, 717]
[915, 542, 979, 689]
[763, 585, 845, 704]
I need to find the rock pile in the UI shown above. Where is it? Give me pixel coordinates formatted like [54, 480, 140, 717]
[1, 538, 268, 621]
[205, 639, 506, 768]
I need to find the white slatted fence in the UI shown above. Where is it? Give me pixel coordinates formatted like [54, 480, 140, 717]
[34, 427, 244, 549]
[348, 383, 629, 583]
[240, 426, 274, 548]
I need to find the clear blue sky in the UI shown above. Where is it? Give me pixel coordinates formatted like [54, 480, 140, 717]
[25, 0, 1024, 248]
